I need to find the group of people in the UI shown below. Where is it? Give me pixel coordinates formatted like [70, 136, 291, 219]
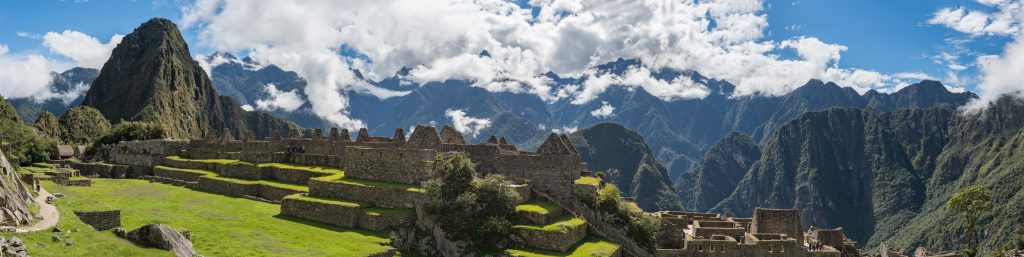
[807, 242, 829, 251]
[286, 145, 306, 153]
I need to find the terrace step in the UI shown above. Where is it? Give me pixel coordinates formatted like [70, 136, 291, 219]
[307, 175, 425, 209]
[279, 194, 415, 230]
[515, 200, 564, 225]
[506, 236, 621, 257]
[513, 215, 589, 252]
[162, 157, 343, 184]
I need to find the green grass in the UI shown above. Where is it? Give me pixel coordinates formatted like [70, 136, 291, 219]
[256, 163, 344, 175]
[31, 162, 54, 168]
[573, 176, 600, 187]
[516, 200, 563, 215]
[333, 177, 425, 193]
[153, 165, 217, 176]
[506, 237, 620, 257]
[206, 176, 308, 191]
[4, 179, 393, 257]
[165, 156, 252, 165]
[283, 194, 370, 208]
[514, 215, 587, 233]
[363, 207, 415, 217]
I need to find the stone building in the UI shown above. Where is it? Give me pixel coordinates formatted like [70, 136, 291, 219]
[654, 208, 853, 257]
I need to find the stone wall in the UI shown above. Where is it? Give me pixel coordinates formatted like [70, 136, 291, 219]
[307, 179, 424, 209]
[751, 208, 802, 245]
[515, 222, 588, 252]
[193, 177, 258, 198]
[341, 147, 435, 184]
[359, 211, 415, 231]
[73, 210, 120, 230]
[152, 167, 208, 183]
[266, 166, 331, 185]
[279, 196, 361, 228]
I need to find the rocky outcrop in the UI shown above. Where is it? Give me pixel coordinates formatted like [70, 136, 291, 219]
[123, 224, 196, 257]
[0, 236, 28, 257]
[0, 149, 35, 226]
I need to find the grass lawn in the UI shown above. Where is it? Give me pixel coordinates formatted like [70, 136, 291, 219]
[516, 200, 563, 215]
[166, 156, 252, 165]
[332, 177, 425, 193]
[256, 163, 344, 175]
[505, 237, 620, 257]
[514, 215, 586, 233]
[5, 179, 393, 257]
[573, 176, 600, 187]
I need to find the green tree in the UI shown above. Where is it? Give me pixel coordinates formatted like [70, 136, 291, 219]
[423, 152, 521, 250]
[32, 111, 60, 139]
[0, 97, 54, 164]
[947, 186, 993, 254]
[58, 106, 111, 145]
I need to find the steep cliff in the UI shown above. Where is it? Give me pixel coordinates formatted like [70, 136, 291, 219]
[690, 132, 760, 211]
[712, 96, 1024, 252]
[81, 18, 297, 139]
[569, 123, 683, 211]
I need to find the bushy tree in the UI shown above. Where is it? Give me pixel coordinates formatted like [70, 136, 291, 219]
[947, 186, 993, 254]
[92, 121, 167, 146]
[59, 106, 111, 144]
[423, 152, 521, 250]
[32, 111, 60, 139]
[0, 97, 54, 164]
[593, 183, 660, 250]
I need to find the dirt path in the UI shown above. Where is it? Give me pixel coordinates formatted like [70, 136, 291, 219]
[16, 187, 59, 233]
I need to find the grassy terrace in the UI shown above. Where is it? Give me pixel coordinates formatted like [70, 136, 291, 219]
[283, 194, 370, 208]
[514, 215, 587, 233]
[319, 176, 426, 193]
[5, 179, 392, 256]
[516, 200, 563, 215]
[363, 207, 416, 217]
[256, 163, 344, 175]
[506, 237, 620, 257]
[154, 165, 217, 176]
[573, 176, 601, 187]
[166, 156, 252, 165]
[156, 165, 308, 191]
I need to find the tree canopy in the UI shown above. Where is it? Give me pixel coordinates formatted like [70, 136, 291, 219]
[59, 106, 111, 145]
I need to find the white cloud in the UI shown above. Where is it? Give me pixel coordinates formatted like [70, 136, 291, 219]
[240, 104, 254, 111]
[180, 0, 919, 120]
[444, 109, 491, 138]
[195, 52, 263, 75]
[551, 125, 578, 134]
[42, 30, 123, 69]
[590, 101, 614, 118]
[929, 1, 1024, 111]
[0, 44, 58, 100]
[254, 83, 305, 112]
[929, 3, 1021, 36]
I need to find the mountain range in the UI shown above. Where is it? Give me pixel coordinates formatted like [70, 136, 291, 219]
[3, 19, 997, 252]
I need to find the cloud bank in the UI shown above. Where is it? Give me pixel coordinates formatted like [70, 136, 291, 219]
[0, 30, 122, 103]
[179, 0, 920, 128]
[255, 83, 305, 112]
[444, 109, 491, 138]
[929, 1, 1024, 111]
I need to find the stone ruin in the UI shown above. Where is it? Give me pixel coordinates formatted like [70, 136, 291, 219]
[653, 208, 857, 257]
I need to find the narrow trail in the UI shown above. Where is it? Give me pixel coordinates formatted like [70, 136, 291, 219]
[16, 187, 59, 233]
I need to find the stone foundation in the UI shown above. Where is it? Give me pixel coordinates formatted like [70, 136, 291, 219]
[280, 195, 362, 228]
[515, 222, 587, 252]
[308, 179, 424, 209]
[152, 167, 210, 182]
[73, 210, 121, 230]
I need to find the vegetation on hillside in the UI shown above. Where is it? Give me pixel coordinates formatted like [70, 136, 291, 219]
[31, 111, 60, 140]
[591, 183, 660, 251]
[92, 121, 167, 146]
[0, 96, 54, 164]
[58, 106, 111, 145]
[423, 152, 522, 250]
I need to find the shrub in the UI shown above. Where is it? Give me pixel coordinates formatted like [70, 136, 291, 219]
[0, 98, 54, 164]
[59, 106, 111, 145]
[592, 183, 660, 250]
[92, 121, 167, 146]
[423, 152, 521, 250]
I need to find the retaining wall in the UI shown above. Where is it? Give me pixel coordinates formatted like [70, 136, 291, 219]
[73, 210, 121, 230]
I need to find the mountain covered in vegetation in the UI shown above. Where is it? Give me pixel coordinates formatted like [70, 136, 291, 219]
[80, 18, 297, 139]
[701, 96, 1024, 253]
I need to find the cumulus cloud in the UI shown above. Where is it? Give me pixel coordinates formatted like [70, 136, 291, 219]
[590, 101, 614, 118]
[180, 0, 920, 122]
[240, 104, 254, 111]
[42, 30, 123, 69]
[0, 44, 58, 100]
[930, 1, 1024, 111]
[255, 83, 305, 112]
[444, 109, 491, 138]
[551, 125, 578, 134]
[928, 2, 1021, 36]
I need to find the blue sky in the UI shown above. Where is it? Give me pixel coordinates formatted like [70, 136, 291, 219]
[0, 0, 1016, 94]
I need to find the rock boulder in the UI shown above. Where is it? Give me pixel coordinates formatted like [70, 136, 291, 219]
[124, 224, 196, 257]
